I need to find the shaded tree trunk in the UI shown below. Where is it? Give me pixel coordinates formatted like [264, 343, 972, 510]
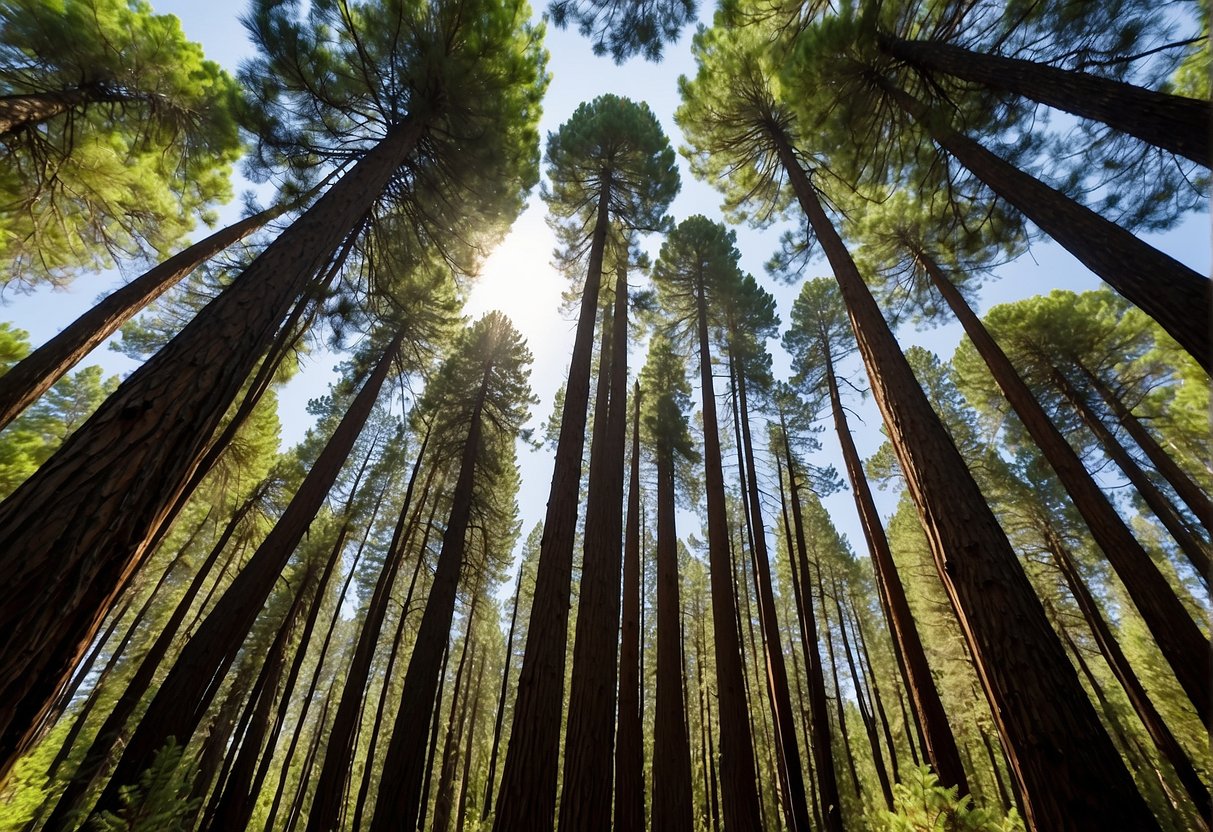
[455, 654, 487, 832]
[84, 333, 404, 824]
[482, 561, 525, 823]
[917, 247, 1210, 712]
[821, 340, 968, 793]
[561, 263, 630, 830]
[0, 118, 428, 780]
[493, 174, 612, 832]
[877, 34, 1212, 167]
[418, 641, 454, 832]
[879, 81, 1210, 369]
[614, 380, 645, 832]
[651, 422, 695, 831]
[0, 86, 119, 134]
[849, 595, 901, 785]
[778, 441, 845, 832]
[770, 131, 1158, 831]
[434, 636, 478, 832]
[372, 377, 491, 831]
[693, 273, 763, 831]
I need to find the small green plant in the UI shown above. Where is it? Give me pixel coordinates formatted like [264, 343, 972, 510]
[870, 766, 1025, 832]
[90, 740, 200, 832]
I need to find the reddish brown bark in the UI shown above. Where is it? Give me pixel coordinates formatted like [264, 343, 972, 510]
[561, 263, 630, 830]
[492, 175, 612, 832]
[482, 561, 525, 823]
[84, 333, 403, 824]
[917, 248, 1210, 713]
[371, 379, 490, 830]
[0, 87, 98, 133]
[878, 35, 1212, 167]
[879, 81, 1210, 370]
[772, 131, 1158, 831]
[0, 118, 427, 780]
[613, 381, 645, 832]
[694, 273, 763, 832]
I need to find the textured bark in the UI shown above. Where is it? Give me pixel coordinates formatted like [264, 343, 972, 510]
[878, 34, 1212, 167]
[418, 641, 454, 832]
[1078, 362, 1213, 532]
[85, 334, 402, 824]
[482, 563, 525, 823]
[880, 81, 1211, 369]
[1041, 523, 1210, 818]
[0, 87, 97, 133]
[1055, 366, 1212, 581]
[0, 200, 293, 431]
[921, 250, 1210, 709]
[772, 132, 1158, 831]
[651, 420, 696, 831]
[691, 271, 763, 832]
[371, 381, 489, 831]
[493, 175, 612, 832]
[821, 340, 968, 792]
[0, 118, 427, 780]
[779, 433, 845, 832]
[613, 381, 645, 832]
[306, 429, 434, 832]
[560, 263, 629, 831]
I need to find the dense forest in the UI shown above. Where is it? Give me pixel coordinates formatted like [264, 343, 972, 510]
[0, 0, 1208, 830]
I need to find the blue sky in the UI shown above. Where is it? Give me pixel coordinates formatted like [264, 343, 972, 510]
[8, 0, 1209, 576]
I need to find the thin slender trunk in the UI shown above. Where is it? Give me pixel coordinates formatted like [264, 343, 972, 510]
[306, 428, 434, 832]
[693, 275, 762, 831]
[1042, 521, 1210, 819]
[919, 247, 1210, 710]
[732, 526, 774, 832]
[372, 376, 491, 831]
[0, 194, 307, 431]
[482, 562, 525, 823]
[284, 680, 338, 832]
[651, 439, 695, 831]
[434, 638, 478, 832]
[418, 642, 454, 832]
[455, 655, 486, 832]
[734, 361, 812, 830]
[816, 562, 863, 804]
[85, 334, 403, 824]
[877, 34, 1212, 166]
[779, 436, 845, 832]
[493, 174, 613, 832]
[849, 596, 901, 785]
[821, 340, 967, 792]
[1078, 361, 1213, 531]
[613, 381, 645, 832]
[0, 119, 428, 780]
[879, 81, 1210, 368]
[772, 131, 1159, 831]
[696, 612, 722, 832]
[980, 729, 1014, 814]
[1054, 364, 1212, 581]
[561, 263, 630, 831]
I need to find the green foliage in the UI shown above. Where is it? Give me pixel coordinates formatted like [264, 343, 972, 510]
[548, 0, 694, 62]
[90, 740, 200, 832]
[639, 334, 698, 467]
[871, 767, 1024, 832]
[650, 214, 743, 345]
[544, 94, 679, 264]
[0, 0, 242, 286]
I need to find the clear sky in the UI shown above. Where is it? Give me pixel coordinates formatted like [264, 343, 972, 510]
[8, 0, 1209, 574]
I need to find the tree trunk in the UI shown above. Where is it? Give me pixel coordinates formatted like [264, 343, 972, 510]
[917, 248, 1210, 712]
[0, 87, 99, 134]
[734, 363, 812, 830]
[455, 654, 486, 832]
[815, 561, 863, 804]
[417, 641, 453, 832]
[84, 333, 403, 824]
[434, 637, 478, 832]
[651, 433, 696, 831]
[614, 381, 645, 832]
[372, 379, 490, 831]
[879, 81, 1211, 369]
[877, 34, 1212, 167]
[849, 595, 901, 785]
[1041, 521, 1210, 819]
[692, 274, 763, 832]
[493, 174, 612, 832]
[1053, 364, 1212, 582]
[779, 435, 845, 832]
[0, 117, 428, 780]
[821, 341, 968, 792]
[695, 608, 722, 832]
[482, 560, 526, 823]
[40, 486, 266, 832]
[306, 428, 435, 832]
[0, 197, 300, 431]
[771, 131, 1159, 831]
[561, 263, 630, 831]
[1077, 361, 1213, 532]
